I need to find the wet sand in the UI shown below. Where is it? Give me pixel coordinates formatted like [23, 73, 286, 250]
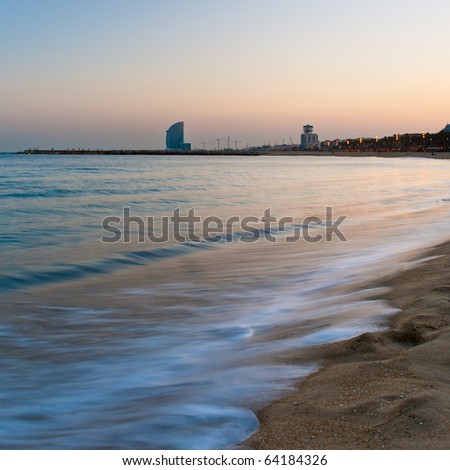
[246, 242, 450, 449]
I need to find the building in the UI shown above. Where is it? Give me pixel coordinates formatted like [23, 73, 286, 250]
[300, 124, 319, 150]
[166, 121, 191, 150]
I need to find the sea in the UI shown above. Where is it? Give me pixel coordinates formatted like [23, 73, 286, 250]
[0, 153, 449, 449]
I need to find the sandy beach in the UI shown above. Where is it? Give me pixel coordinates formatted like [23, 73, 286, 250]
[247, 241, 450, 450]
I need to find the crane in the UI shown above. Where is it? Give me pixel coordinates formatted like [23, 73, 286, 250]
[215, 137, 228, 151]
[200, 141, 216, 150]
[231, 140, 242, 150]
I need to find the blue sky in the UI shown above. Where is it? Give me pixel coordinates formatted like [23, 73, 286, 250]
[1, 0, 449, 151]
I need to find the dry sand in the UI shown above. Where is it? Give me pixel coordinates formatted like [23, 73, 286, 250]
[246, 242, 450, 449]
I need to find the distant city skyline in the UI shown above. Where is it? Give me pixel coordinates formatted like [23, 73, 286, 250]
[1, 0, 450, 151]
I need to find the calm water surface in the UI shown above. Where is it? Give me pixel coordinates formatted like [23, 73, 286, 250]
[0, 154, 449, 448]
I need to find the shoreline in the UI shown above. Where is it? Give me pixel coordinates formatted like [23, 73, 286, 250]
[9, 150, 450, 159]
[246, 241, 450, 449]
[265, 151, 450, 159]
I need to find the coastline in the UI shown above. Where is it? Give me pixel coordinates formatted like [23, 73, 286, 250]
[246, 241, 450, 450]
[265, 151, 450, 159]
[11, 150, 450, 159]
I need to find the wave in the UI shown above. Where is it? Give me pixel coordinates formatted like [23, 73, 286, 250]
[0, 241, 215, 293]
[0, 189, 83, 199]
[0, 219, 345, 293]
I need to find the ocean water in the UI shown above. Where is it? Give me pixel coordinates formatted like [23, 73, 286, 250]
[0, 153, 449, 449]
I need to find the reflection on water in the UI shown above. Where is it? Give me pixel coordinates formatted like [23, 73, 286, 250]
[0, 154, 449, 448]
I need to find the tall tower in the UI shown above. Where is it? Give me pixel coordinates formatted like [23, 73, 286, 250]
[166, 121, 184, 150]
[166, 121, 191, 150]
[301, 124, 319, 150]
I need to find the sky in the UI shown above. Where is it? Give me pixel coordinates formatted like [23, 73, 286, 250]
[1, 0, 449, 151]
